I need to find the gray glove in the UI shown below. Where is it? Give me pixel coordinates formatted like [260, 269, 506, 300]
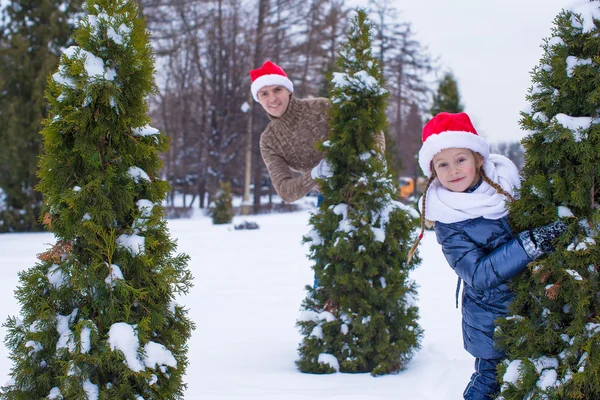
[311, 158, 333, 180]
[518, 220, 567, 260]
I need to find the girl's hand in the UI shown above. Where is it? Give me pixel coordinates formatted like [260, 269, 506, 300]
[533, 220, 568, 253]
[518, 220, 568, 260]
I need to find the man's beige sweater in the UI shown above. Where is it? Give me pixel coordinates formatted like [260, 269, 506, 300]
[259, 96, 331, 203]
[259, 95, 385, 203]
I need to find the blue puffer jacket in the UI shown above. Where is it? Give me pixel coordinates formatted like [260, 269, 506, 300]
[434, 216, 531, 360]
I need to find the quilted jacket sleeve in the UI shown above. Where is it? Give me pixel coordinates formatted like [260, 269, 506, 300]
[435, 221, 532, 291]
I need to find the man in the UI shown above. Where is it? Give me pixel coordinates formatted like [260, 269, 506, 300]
[251, 60, 385, 292]
[250, 60, 333, 203]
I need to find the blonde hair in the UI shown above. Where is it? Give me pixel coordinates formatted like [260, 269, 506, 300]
[406, 152, 514, 263]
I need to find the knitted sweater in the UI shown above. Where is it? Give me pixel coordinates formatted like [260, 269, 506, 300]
[259, 95, 331, 203]
[259, 95, 386, 203]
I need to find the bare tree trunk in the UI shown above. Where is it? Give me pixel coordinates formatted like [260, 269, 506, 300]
[242, 0, 269, 215]
[240, 97, 254, 215]
[395, 61, 403, 132]
[198, 179, 206, 209]
[252, 113, 263, 213]
[300, 0, 319, 92]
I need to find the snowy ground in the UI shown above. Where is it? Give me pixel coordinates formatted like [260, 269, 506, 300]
[0, 201, 474, 399]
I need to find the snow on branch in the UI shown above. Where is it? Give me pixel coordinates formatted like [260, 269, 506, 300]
[568, 1, 600, 33]
[108, 322, 177, 374]
[553, 114, 599, 142]
[332, 71, 387, 98]
[566, 56, 592, 77]
[132, 125, 160, 137]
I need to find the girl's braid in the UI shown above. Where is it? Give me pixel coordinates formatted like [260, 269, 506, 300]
[480, 168, 515, 202]
[407, 174, 436, 263]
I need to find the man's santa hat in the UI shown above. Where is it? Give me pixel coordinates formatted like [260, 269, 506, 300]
[418, 112, 490, 178]
[250, 60, 294, 102]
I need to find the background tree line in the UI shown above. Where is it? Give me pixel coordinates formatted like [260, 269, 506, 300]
[0, 0, 522, 231]
[140, 0, 435, 214]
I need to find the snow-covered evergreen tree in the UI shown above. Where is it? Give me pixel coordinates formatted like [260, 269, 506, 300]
[496, 2, 600, 399]
[297, 9, 422, 376]
[209, 182, 234, 225]
[0, 1, 194, 398]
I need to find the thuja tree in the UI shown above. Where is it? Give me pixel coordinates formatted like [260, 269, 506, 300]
[1, 1, 194, 398]
[496, 2, 600, 399]
[297, 9, 422, 377]
[209, 182, 234, 225]
[0, 0, 83, 232]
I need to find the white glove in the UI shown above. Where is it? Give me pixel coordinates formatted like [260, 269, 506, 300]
[311, 158, 333, 180]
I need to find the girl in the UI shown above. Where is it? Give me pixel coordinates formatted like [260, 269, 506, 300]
[408, 112, 566, 400]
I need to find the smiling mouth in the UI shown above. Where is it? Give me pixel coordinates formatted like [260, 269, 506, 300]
[450, 178, 464, 183]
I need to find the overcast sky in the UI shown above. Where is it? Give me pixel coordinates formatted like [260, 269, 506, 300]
[383, 0, 572, 144]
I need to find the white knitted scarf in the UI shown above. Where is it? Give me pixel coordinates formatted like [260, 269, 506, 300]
[421, 154, 521, 224]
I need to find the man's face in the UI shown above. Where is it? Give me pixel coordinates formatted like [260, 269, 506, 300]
[257, 85, 291, 117]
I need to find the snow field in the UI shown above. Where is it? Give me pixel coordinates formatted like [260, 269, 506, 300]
[0, 207, 474, 399]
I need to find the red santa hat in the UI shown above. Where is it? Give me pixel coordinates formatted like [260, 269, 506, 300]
[418, 112, 490, 178]
[250, 60, 294, 102]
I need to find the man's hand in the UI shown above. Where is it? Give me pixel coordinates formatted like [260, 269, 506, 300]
[311, 158, 333, 180]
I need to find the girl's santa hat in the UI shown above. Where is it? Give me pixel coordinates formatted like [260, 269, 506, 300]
[250, 61, 294, 102]
[418, 112, 490, 178]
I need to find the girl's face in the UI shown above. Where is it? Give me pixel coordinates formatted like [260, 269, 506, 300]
[257, 85, 291, 117]
[432, 148, 484, 192]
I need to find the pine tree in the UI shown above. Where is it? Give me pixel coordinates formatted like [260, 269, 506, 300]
[297, 9, 422, 377]
[0, 0, 83, 232]
[1, 1, 194, 398]
[495, 2, 600, 399]
[430, 71, 463, 117]
[209, 182, 234, 225]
